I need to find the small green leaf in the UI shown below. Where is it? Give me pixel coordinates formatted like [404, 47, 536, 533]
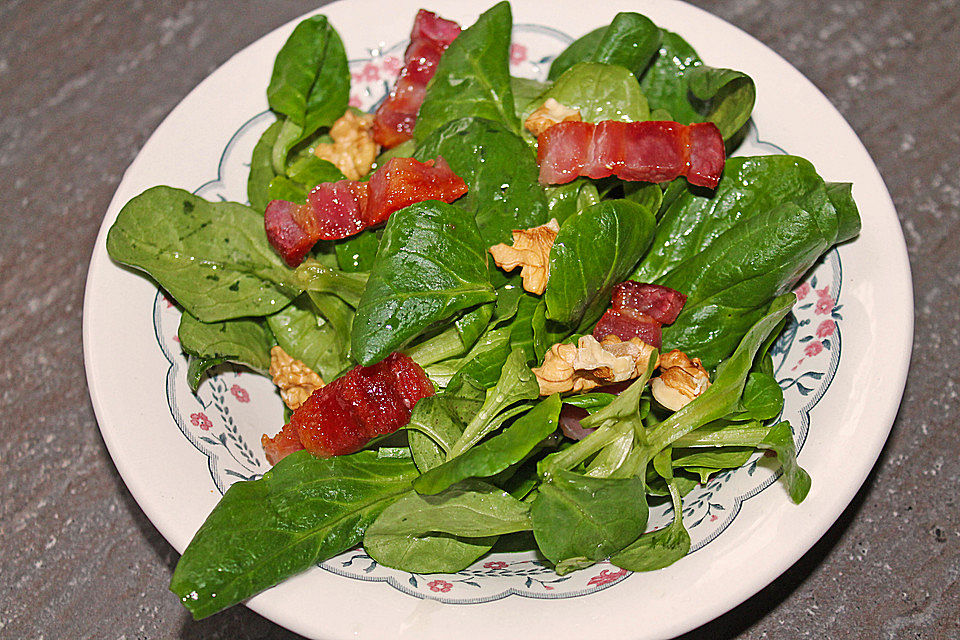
[531, 470, 648, 573]
[640, 30, 755, 140]
[414, 117, 547, 246]
[106, 187, 298, 322]
[546, 199, 656, 331]
[363, 480, 531, 574]
[266, 295, 352, 381]
[415, 394, 561, 494]
[170, 451, 417, 619]
[415, 2, 519, 139]
[531, 62, 649, 124]
[177, 312, 273, 389]
[248, 120, 283, 211]
[351, 201, 496, 366]
[549, 12, 662, 79]
[760, 421, 811, 503]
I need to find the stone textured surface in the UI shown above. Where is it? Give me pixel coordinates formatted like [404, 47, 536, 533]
[0, 1, 957, 638]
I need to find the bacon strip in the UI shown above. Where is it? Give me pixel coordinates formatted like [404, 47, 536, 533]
[611, 282, 687, 325]
[265, 156, 467, 267]
[261, 353, 435, 464]
[537, 120, 725, 188]
[593, 282, 687, 348]
[372, 9, 461, 148]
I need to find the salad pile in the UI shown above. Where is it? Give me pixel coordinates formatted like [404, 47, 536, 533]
[104, 2, 860, 619]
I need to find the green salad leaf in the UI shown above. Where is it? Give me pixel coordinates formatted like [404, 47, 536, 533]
[247, 120, 283, 211]
[545, 199, 656, 331]
[533, 62, 649, 124]
[265, 294, 352, 381]
[549, 11, 662, 79]
[415, 1, 519, 140]
[531, 470, 648, 574]
[639, 30, 755, 141]
[267, 15, 349, 139]
[106, 186, 299, 322]
[415, 393, 561, 495]
[350, 201, 496, 365]
[170, 451, 417, 619]
[363, 480, 531, 574]
[178, 312, 273, 390]
[415, 116, 548, 245]
[612, 452, 690, 571]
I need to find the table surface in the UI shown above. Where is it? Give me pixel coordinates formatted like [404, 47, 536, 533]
[2, 1, 958, 638]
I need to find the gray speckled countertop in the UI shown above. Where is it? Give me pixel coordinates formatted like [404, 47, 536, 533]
[1, 1, 957, 638]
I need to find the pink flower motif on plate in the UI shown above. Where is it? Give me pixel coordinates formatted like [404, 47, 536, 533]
[815, 295, 835, 315]
[587, 568, 628, 586]
[794, 282, 811, 300]
[804, 341, 824, 357]
[427, 579, 453, 593]
[190, 412, 213, 431]
[230, 385, 250, 403]
[816, 319, 836, 338]
[510, 43, 528, 65]
[382, 55, 402, 74]
[348, 94, 362, 108]
[483, 561, 509, 570]
[359, 62, 380, 82]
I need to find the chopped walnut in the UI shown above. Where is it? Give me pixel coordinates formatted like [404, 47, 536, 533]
[598, 335, 658, 378]
[269, 346, 325, 410]
[532, 335, 656, 395]
[488, 218, 560, 295]
[524, 98, 583, 137]
[650, 349, 711, 411]
[314, 110, 380, 180]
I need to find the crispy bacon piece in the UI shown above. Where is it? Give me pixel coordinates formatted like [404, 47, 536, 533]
[593, 281, 687, 348]
[537, 120, 725, 188]
[365, 157, 466, 225]
[263, 200, 317, 268]
[261, 353, 435, 464]
[611, 282, 687, 325]
[372, 9, 461, 148]
[304, 180, 369, 239]
[265, 156, 467, 267]
[261, 423, 304, 466]
[593, 308, 663, 347]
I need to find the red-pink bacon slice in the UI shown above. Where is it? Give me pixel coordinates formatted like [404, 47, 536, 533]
[592, 282, 688, 348]
[372, 10, 461, 148]
[265, 156, 467, 267]
[537, 120, 725, 188]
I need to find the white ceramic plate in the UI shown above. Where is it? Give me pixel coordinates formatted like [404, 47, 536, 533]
[83, 1, 913, 638]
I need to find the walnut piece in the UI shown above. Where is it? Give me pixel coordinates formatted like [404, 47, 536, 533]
[524, 98, 583, 137]
[314, 110, 380, 180]
[269, 346, 325, 410]
[531, 335, 656, 396]
[488, 218, 560, 295]
[650, 349, 711, 411]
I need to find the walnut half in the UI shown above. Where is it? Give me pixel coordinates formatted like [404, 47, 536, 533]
[269, 346, 324, 410]
[489, 218, 560, 295]
[650, 349, 711, 411]
[531, 335, 657, 395]
[524, 98, 582, 137]
[314, 110, 380, 180]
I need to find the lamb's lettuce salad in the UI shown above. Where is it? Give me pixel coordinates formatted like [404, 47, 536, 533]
[105, 2, 860, 619]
